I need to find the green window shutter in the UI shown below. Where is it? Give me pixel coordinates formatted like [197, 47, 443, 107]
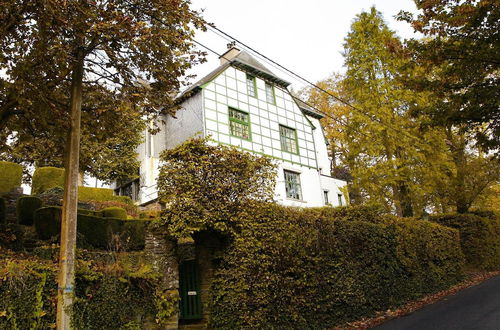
[179, 260, 203, 320]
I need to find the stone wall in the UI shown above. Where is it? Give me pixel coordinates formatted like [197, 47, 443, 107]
[2, 187, 24, 224]
[145, 227, 180, 329]
[144, 227, 225, 329]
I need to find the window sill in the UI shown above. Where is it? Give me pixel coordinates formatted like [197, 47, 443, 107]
[286, 198, 307, 203]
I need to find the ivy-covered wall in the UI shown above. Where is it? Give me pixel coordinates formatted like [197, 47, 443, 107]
[0, 249, 177, 329]
[207, 204, 465, 329]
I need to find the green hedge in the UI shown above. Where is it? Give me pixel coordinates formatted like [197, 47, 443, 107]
[101, 207, 127, 219]
[0, 161, 23, 194]
[16, 196, 43, 226]
[34, 207, 150, 250]
[78, 187, 133, 205]
[0, 198, 5, 224]
[31, 167, 133, 205]
[31, 167, 65, 195]
[429, 213, 499, 270]
[0, 254, 157, 330]
[209, 203, 464, 329]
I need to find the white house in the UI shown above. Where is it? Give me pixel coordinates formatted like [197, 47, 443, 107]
[113, 47, 347, 208]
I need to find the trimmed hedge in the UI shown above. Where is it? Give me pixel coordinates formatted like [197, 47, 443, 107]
[429, 213, 499, 270]
[16, 196, 43, 226]
[32, 167, 134, 205]
[101, 207, 127, 219]
[31, 167, 65, 195]
[0, 198, 5, 224]
[209, 203, 464, 329]
[0, 161, 23, 194]
[34, 207, 150, 250]
[78, 187, 134, 205]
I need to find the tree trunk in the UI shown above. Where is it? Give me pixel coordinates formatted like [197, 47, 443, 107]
[446, 128, 469, 214]
[395, 147, 414, 217]
[454, 142, 468, 213]
[57, 46, 84, 330]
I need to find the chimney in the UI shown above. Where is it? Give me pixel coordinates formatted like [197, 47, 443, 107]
[219, 41, 240, 65]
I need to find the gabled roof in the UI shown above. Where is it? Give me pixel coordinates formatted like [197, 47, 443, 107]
[175, 50, 324, 119]
[230, 51, 291, 88]
[293, 98, 324, 119]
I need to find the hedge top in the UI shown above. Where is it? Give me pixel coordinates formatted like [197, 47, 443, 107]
[0, 161, 23, 194]
[31, 167, 65, 195]
[31, 167, 133, 204]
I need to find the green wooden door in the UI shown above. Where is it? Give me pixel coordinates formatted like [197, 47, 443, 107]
[179, 260, 202, 320]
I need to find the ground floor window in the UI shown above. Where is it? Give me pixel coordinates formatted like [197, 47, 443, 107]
[284, 170, 302, 200]
[323, 190, 330, 205]
[338, 193, 343, 206]
[114, 178, 140, 201]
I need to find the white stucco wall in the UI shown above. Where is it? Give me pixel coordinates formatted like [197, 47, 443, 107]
[131, 62, 347, 207]
[132, 93, 204, 204]
[308, 116, 331, 176]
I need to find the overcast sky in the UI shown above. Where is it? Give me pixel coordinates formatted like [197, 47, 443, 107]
[187, 0, 421, 90]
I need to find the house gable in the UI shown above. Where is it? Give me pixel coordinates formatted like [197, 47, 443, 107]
[201, 64, 318, 169]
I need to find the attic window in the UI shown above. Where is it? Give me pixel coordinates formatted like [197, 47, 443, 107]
[246, 74, 257, 97]
[265, 83, 275, 104]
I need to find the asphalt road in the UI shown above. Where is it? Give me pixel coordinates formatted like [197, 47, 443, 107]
[373, 275, 500, 330]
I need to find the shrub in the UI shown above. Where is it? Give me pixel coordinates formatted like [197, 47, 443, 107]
[34, 207, 149, 250]
[429, 213, 499, 270]
[101, 207, 127, 219]
[157, 137, 276, 238]
[89, 200, 138, 217]
[0, 223, 25, 250]
[208, 202, 464, 329]
[0, 198, 5, 224]
[31, 167, 65, 195]
[34, 207, 62, 240]
[139, 210, 160, 219]
[16, 196, 43, 226]
[0, 161, 23, 194]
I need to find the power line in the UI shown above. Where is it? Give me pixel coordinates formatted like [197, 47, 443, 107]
[205, 25, 429, 147]
[148, 12, 428, 149]
[193, 35, 429, 150]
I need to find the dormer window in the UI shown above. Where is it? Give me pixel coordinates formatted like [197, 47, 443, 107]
[246, 74, 257, 97]
[265, 83, 275, 104]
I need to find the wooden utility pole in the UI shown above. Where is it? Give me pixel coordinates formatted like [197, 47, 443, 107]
[57, 46, 84, 330]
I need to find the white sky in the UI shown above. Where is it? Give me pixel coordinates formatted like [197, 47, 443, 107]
[187, 0, 421, 90]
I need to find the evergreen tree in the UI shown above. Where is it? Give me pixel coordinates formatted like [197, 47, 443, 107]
[341, 7, 421, 217]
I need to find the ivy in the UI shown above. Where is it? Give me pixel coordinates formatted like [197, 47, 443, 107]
[157, 137, 277, 239]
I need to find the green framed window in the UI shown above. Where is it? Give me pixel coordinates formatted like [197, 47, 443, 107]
[246, 74, 257, 97]
[229, 107, 251, 140]
[324, 190, 330, 205]
[179, 260, 203, 320]
[284, 170, 302, 200]
[265, 82, 275, 104]
[279, 125, 298, 154]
